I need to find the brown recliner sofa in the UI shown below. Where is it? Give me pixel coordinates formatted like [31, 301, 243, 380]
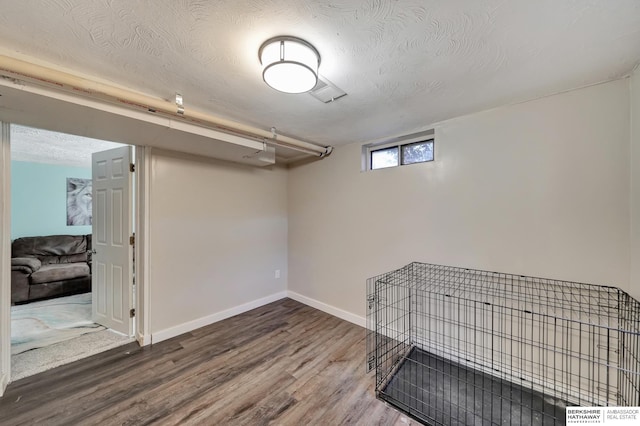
[11, 234, 92, 304]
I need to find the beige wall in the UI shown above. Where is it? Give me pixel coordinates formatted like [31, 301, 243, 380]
[631, 68, 640, 301]
[148, 150, 288, 340]
[289, 79, 631, 320]
[138, 77, 636, 338]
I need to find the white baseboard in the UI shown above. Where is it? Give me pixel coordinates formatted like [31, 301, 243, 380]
[149, 290, 365, 344]
[287, 291, 366, 328]
[151, 291, 287, 344]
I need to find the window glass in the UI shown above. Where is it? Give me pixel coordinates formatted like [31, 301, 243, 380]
[401, 140, 434, 165]
[371, 147, 399, 169]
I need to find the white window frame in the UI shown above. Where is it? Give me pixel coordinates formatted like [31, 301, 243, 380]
[362, 132, 435, 171]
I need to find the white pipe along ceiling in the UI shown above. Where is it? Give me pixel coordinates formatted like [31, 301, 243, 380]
[0, 54, 333, 159]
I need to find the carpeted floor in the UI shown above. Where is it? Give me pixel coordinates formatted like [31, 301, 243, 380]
[12, 328, 132, 381]
[11, 293, 132, 381]
[11, 293, 105, 355]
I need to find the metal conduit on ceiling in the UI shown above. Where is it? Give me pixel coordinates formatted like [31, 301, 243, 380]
[0, 54, 333, 159]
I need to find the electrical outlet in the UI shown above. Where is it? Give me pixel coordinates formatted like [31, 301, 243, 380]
[275, 269, 280, 279]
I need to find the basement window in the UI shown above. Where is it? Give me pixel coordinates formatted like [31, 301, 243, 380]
[371, 146, 399, 169]
[368, 139, 434, 170]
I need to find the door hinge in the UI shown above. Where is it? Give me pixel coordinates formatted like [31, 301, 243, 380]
[130, 163, 135, 173]
[129, 235, 135, 246]
[130, 308, 136, 318]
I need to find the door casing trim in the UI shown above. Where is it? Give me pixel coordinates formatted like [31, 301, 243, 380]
[0, 124, 149, 396]
[0, 122, 11, 396]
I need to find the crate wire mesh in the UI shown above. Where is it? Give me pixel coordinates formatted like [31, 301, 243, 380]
[366, 262, 640, 425]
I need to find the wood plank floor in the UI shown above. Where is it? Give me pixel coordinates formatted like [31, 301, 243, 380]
[0, 298, 415, 425]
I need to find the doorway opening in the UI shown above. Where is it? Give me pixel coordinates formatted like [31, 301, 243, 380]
[9, 124, 136, 380]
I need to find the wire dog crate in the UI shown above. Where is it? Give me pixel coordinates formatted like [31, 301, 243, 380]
[366, 262, 640, 425]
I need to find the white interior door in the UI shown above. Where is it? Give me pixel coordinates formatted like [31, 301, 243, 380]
[92, 146, 133, 336]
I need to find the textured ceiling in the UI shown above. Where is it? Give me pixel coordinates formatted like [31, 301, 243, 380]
[0, 0, 639, 147]
[10, 124, 125, 168]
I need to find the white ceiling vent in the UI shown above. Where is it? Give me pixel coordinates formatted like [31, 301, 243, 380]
[309, 77, 347, 103]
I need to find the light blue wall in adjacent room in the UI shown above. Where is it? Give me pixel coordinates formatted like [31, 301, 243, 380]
[11, 161, 91, 240]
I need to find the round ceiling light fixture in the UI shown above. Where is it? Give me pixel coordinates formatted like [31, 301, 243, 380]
[259, 36, 320, 94]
